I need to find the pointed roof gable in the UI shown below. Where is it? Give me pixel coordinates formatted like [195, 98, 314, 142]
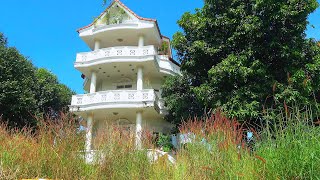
[77, 0, 161, 36]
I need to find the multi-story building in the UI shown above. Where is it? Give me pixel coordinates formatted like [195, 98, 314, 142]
[69, 0, 180, 160]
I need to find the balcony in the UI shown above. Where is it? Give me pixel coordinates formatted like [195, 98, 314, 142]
[74, 46, 156, 67]
[70, 89, 165, 112]
[74, 46, 180, 76]
[156, 55, 180, 75]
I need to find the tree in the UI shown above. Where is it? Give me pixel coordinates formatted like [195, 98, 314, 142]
[163, 0, 320, 126]
[0, 33, 74, 128]
[35, 68, 74, 116]
[162, 75, 205, 127]
[0, 33, 38, 127]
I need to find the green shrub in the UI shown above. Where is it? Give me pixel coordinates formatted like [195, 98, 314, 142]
[157, 134, 174, 152]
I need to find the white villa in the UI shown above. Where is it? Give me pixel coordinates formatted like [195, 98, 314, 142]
[69, 0, 180, 160]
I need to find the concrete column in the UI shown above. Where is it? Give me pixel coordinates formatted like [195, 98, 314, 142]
[138, 35, 145, 47]
[90, 71, 97, 93]
[136, 110, 143, 149]
[86, 113, 94, 163]
[137, 66, 143, 90]
[94, 39, 101, 50]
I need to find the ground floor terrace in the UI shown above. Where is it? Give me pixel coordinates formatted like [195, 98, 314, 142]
[73, 107, 173, 163]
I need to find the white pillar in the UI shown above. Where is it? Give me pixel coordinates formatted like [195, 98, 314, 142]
[138, 35, 144, 47]
[136, 110, 143, 149]
[86, 113, 93, 163]
[90, 71, 97, 93]
[94, 39, 101, 50]
[137, 66, 143, 90]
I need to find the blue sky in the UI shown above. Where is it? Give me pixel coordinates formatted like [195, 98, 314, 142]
[0, 0, 319, 94]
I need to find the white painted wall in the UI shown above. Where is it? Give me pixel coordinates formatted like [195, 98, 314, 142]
[97, 76, 163, 93]
[99, 77, 137, 91]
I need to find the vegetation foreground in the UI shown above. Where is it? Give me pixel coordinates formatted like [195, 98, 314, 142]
[0, 107, 319, 179]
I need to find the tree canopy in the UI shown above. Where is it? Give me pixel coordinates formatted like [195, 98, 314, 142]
[0, 33, 74, 128]
[163, 0, 320, 126]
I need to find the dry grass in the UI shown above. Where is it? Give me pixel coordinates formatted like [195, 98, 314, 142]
[0, 109, 319, 179]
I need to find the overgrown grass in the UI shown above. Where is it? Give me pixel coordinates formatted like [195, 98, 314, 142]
[255, 106, 320, 179]
[175, 113, 266, 179]
[0, 107, 319, 179]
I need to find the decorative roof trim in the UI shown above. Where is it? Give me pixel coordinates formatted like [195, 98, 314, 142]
[169, 57, 180, 67]
[77, 0, 160, 35]
[161, 35, 170, 40]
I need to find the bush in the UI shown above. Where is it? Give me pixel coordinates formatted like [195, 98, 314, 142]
[157, 134, 174, 152]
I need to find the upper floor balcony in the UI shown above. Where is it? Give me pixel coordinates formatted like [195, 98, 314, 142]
[69, 89, 166, 115]
[74, 45, 180, 76]
[75, 45, 156, 66]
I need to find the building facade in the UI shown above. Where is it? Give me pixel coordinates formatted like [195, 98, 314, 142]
[69, 0, 180, 157]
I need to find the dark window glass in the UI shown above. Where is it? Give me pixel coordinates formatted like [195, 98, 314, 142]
[116, 85, 125, 89]
[116, 84, 132, 89]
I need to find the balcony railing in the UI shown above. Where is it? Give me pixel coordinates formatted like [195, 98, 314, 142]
[75, 46, 156, 63]
[93, 20, 138, 32]
[154, 95, 167, 115]
[157, 55, 180, 75]
[71, 89, 164, 109]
